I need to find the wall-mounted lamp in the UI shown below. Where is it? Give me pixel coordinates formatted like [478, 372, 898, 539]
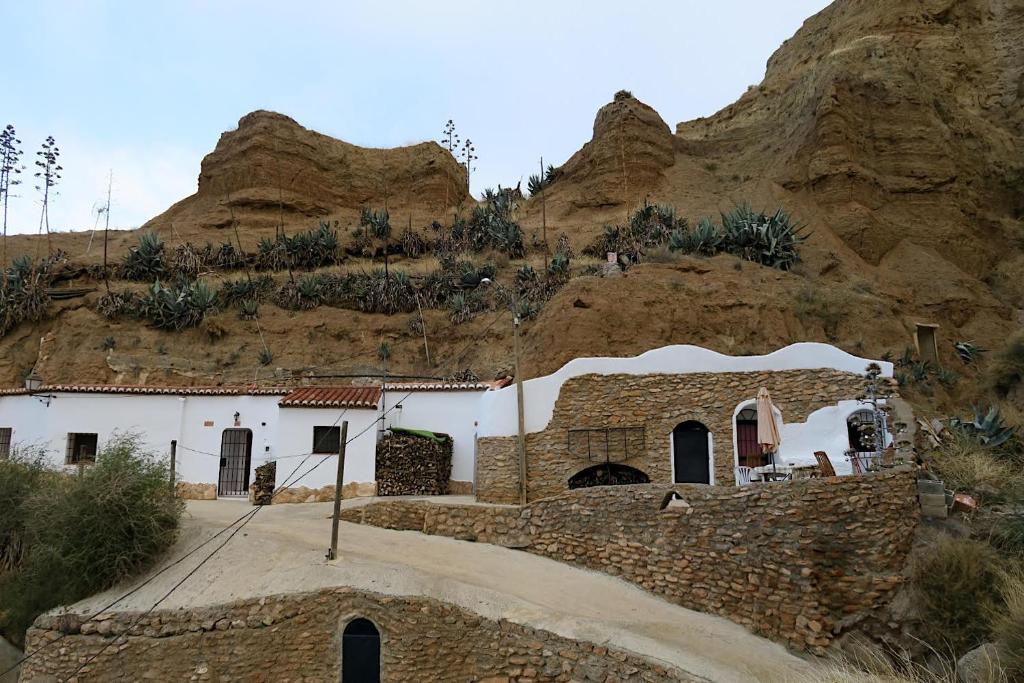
[233, 411, 241, 426]
[24, 370, 54, 407]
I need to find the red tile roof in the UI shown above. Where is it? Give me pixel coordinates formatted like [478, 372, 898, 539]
[278, 386, 382, 409]
[383, 380, 506, 392]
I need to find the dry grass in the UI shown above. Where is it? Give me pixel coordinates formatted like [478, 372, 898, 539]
[910, 533, 1004, 657]
[927, 433, 1024, 505]
[795, 645, 1006, 683]
[992, 571, 1024, 679]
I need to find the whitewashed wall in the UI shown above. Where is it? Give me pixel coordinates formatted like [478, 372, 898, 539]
[477, 342, 892, 438]
[275, 407, 380, 489]
[382, 389, 485, 483]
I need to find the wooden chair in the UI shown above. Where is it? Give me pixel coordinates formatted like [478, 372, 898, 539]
[734, 466, 753, 486]
[812, 450, 837, 478]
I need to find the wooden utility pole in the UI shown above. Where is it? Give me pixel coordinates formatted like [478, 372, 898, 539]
[513, 316, 527, 506]
[102, 171, 112, 292]
[328, 421, 350, 561]
[169, 440, 177, 496]
[540, 157, 549, 257]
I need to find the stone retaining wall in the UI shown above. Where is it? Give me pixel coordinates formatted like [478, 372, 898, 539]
[21, 588, 695, 682]
[476, 368, 868, 503]
[344, 470, 920, 653]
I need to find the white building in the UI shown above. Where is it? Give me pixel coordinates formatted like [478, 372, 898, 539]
[0, 343, 896, 500]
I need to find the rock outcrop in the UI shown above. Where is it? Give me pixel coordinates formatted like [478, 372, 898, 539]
[143, 110, 468, 235]
[548, 91, 675, 209]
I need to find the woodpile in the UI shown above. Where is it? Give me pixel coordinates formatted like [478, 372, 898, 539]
[252, 461, 276, 505]
[376, 429, 452, 496]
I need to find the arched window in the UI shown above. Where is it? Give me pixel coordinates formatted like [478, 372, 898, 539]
[568, 463, 650, 489]
[847, 410, 877, 452]
[342, 618, 380, 683]
[734, 407, 768, 468]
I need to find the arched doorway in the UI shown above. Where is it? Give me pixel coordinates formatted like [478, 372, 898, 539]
[568, 463, 650, 489]
[847, 409, 876, 452]
[672, 421, 710, 484]
[342, 617, 381, 683]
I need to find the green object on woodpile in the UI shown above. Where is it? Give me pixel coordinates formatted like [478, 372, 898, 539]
[388, 427, 450, 443]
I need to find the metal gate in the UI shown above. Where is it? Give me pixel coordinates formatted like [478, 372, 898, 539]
[218, 429, 252, 496]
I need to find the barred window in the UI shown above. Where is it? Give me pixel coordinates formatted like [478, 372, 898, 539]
[66, 433, 98, 465]
[0, 428, 11, 459]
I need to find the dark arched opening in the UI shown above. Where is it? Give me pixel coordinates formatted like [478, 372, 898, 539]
[672, 421, 710, 484]
[568, 463, 650, 489]
[735, 407, 768, 468]
[342, 617, 380, 683]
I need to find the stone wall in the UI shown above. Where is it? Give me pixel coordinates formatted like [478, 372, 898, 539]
[344, 470, 920, 653]
[175, 481, 217, 500]
[21, 588, 695, 682]
[376, 431, 453, 496]
[477, 368, 868, 503]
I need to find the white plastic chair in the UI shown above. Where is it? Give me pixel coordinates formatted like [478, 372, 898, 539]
[735, 466, 753, 486]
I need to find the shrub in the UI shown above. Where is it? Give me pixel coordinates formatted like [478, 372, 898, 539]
[219, 274, 275, 306]
[399, 227, 428, 258]
[0, 257, 51, 335]
[990, 331, 1024, 398]
[0, 435, 182, 644]
[258, 348, 273, 366]
[992, 571, 1024, 679]
[122, 231, 166, 281]
[275, 274, 324, 311]
[256, 223, 339, 271]
[910, 534, 1004, 657]
[96, 289, 140, 320]
[585, 201, 685, 263]
[0, 448, 51, 576]
[170, 242, 208, 278]
[466, 187, 525, 257]
[139, 279, 219, 330]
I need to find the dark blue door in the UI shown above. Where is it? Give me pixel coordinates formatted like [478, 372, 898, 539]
[342, 618, 380, 683]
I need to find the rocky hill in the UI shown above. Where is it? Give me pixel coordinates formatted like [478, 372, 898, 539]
[1, 0, 1021, 416]
[143, 110, 469, 236]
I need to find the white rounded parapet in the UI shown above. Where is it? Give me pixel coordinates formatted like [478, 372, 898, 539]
[477, 342, 891, 438]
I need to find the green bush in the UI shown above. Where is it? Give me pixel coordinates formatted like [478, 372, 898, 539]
[256, 223, 339, 271]
[0, 435, 182, 644]
[928, 432, 1024, 505]
[466, 187, 525, 257]
[585, 201, 685, 263]
[0, 448, 52, 576]
[123, 231, 167, 281]
[910, 534, 1004, 657]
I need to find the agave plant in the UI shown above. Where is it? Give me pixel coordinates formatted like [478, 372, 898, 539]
[123, 231, 166, 281]
[256, 237, 288, 271]
[238, 299, 259, 321]
[219, 274, 275, 305]
[954, 340, 985, 365]
[720, 204, 807, 270]
[258, 348, 274, 366]
[96, 289, 140, 320]
[951, 405, 1018, 449]
[139, 279, 218, 330]
[0, 258, 52, 335]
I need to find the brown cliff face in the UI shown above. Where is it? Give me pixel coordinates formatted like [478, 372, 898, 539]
[143, 111, 468, 235]
[546, 91, 676, 210]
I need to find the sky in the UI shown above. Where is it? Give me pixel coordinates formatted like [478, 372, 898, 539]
[1, 0, 831, 235]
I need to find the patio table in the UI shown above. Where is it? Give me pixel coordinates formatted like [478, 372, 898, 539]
[751, 463, 818, 482]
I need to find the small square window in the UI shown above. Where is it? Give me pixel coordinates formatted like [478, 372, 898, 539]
[312, 426, 340, 454]
[0, 428, 11, 460]
[66, 433, 98, 465]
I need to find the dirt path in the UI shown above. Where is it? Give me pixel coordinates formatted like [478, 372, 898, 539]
[71, 498, 816, 683]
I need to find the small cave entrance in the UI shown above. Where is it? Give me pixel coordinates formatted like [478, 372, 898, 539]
[568, 463, 650, 489]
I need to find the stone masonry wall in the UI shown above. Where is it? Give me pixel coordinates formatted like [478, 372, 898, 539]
[22, 587, 696, 682]
[344, 470, 920, 653]
[477, 368, 868, 503]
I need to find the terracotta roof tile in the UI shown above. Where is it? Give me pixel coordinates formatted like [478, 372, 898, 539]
[383, 380, 504, 392]
[0, 384, 290, 396]
[278, 386, 381, 409]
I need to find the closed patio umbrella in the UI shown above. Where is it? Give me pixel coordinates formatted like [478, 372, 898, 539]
[756, 387, 782, 475]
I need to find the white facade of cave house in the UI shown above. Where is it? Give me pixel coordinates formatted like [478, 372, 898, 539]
[0, 343, 892, 497]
